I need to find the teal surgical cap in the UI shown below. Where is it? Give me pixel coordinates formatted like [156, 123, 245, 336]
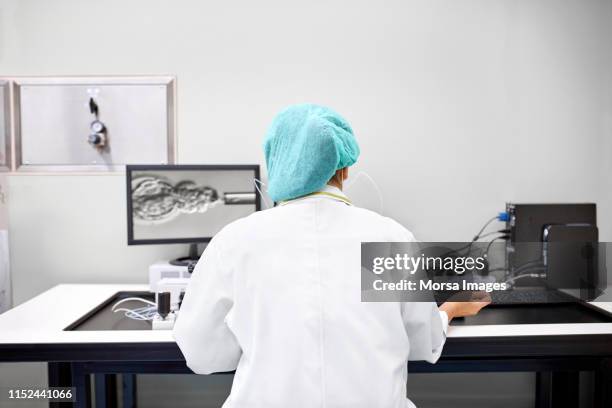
[264, 104, 360, 202]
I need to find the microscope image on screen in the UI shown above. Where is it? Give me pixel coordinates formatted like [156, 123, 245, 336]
[127, 166, 259, 244]
[132, 177, 233, 224]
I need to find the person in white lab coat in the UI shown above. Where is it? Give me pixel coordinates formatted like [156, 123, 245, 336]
[173, 104, 489, 408]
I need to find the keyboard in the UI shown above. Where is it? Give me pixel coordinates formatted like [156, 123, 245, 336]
[490, 289, 575, 304]
[435, 288, 575, 305]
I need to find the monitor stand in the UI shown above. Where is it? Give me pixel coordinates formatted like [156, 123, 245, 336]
[170, 243, 203, 266]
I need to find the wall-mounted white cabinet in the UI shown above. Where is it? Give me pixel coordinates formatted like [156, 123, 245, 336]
[2, 76, 176, 172]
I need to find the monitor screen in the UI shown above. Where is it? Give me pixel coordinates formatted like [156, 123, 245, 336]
[126, 164, 260, 245]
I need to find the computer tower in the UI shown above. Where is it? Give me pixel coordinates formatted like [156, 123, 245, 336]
[505, 203, 597, 290]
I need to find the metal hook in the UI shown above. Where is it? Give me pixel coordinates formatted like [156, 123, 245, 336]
[89, 97, 99, 116]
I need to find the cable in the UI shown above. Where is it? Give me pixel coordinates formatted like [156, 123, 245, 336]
[111, 297, 159, 321]
[487, 263, 544, 275]
[515, 259, 542, 268]
[472, 216, 499, 242]
[113, 306, 157, 321]
[344, 171, 384, 215]
[111, 297, 156, 312]
[113, 307, 148, 320]
[479, 230, 510, 240]
[504, 272, 545, 285]
[442, 216, 506, 258]
[445, 230, 507, 258]
[512, 262, 545, 275]
[485, 235, 509, 257]
[254, 178, 272, 209]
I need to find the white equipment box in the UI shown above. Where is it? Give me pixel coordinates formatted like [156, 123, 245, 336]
[149, 261, 191, 311]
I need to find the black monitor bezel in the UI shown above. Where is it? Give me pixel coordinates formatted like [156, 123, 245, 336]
[126, 164, 261, 245]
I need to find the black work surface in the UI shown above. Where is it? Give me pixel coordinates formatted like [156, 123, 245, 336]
[451, 302, 612, 326]
[66, 291, 155, 331]
[67, 291, 612, 331]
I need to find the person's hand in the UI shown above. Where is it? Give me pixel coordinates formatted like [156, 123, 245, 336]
[439, 291, 491, 321]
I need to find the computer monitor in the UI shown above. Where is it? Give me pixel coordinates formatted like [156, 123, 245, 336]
[126, 164, 261, 261]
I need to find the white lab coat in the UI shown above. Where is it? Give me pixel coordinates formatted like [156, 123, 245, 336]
[173, 185, 448, 408]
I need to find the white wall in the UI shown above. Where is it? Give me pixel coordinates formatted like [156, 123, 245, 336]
[0, 175, 9, 312]
[1, 0, 611, 302]
[0, 0, 611, 407]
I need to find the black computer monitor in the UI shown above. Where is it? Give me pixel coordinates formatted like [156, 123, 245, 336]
[126, 164, 261, 261]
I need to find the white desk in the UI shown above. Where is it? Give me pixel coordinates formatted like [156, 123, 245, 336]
[1, 284, 612, 408]
[1, 284, 612, 343]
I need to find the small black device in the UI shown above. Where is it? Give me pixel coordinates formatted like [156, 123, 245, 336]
[543, 223, 604, 300]
[157, 292, 171, 319]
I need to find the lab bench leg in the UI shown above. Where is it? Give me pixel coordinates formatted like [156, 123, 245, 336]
[122, 374, 137, 408]
[48, 362, 72, 408]
[594, 358, 612, 408]
[535, 372, 552, 408]
[94, 374, 117, 408]
[71, 363, 92, 408]
[536, 371, 579, 408]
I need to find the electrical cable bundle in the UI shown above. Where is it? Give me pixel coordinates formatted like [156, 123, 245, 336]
[452, 213, 549, 289]
[111, 297, 157, 321]
[443, 213, 510, 259]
